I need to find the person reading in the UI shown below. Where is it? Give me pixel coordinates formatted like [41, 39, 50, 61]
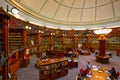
[75, 73, 81, 80]
[108, 67, 118, 79]
[86, 62, 92, 69]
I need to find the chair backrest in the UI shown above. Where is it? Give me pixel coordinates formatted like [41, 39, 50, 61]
[117, 71, 120, 76]
[80, 68, 83, 73]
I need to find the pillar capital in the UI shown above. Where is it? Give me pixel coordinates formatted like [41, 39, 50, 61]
[98, 34, 107, 40]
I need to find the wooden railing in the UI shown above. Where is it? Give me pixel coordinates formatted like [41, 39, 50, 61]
[0, 48, 25, 80]
[0, 48, 24, 67]
[9, 59, 20, 75]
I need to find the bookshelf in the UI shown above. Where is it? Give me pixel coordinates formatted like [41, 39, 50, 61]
[53, 36, 62, 50]
[40, 35, 50, 52]
[9, 29, 23, 51]
[27, 33, 38, 54]
[64, 37, 74, 49]
[8, 28, 29, 68]
[37, 58, 68, 80]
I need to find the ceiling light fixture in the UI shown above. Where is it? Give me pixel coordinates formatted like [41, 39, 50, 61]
[93, 28, 112, 40]
[7, 5, 18, 15]
[93, 28, 112, 35]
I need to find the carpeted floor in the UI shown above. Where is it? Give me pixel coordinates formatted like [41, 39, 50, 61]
[16, 51, 120, 80]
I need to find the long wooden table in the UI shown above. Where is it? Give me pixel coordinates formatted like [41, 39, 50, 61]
[86, 66, 111, 80]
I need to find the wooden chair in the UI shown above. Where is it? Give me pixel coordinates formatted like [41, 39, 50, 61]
[117, 72, 120, 77]
[69, 62, 75, 68]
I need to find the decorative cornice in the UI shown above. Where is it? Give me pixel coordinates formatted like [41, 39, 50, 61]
[6, 0, 120, 30]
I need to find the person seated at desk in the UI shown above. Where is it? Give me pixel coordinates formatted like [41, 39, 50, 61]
[75, 51, 79, 58]
[72, 52, 76, 58]
[78, 48, 84, 55]
[75, 73, 81, 80]
[108, 67, 118, 79]
[94, 50, 99, 56]
[41, 56, 48, 62]
[69, 57, 75, 68]
[90, 47, 95, 53]
[73, 58, 78, 67]
[106, 50, 112, 58]
[80, 62, 92, 77]
[68, 51, 73, 57]
[86, 62, 92, 69]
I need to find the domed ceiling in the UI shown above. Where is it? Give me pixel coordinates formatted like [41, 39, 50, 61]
[6, 0, 120, 30]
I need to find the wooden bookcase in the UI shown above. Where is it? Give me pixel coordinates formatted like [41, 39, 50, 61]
[38, 59, 68, 80]
[9, 29, 23, 51]
[53, 36, 63, 50]
[27, 33, 38, 54]
[9, 28, 29, 68]
[40, 35, 51, 52]
[64, 37, 74, 49]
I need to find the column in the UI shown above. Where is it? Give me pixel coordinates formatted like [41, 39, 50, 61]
[23, 29, 26, 50]
[62, 36, 65, 49]
[99, 40, 106, 56]
[74, 36, 78, 48]
[37, 33, 41, 57]
[96, 34, 109, 64]
[49, 35, 53, 50]
[87, 36, 91, 49]
[0, 8, 10, 80]
[22, 29, 27, 67]
[98, 34, 107, 56]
